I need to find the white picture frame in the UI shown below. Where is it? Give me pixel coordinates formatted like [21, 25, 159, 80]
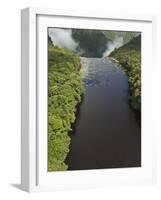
[21, 7, 157, 192]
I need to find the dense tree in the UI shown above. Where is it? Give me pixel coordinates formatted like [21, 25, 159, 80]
[48, 36, 84, 171]
[110, 35, 141, 112]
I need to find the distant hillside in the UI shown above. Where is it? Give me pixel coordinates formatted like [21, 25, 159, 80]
[49, 28, 139, 57]
[102, 31, 139, 45]
[72, 29, 139, 57]
[72, 29, 110, 57]
[116, 34, 141, 51]
[110, 35, 141, 112]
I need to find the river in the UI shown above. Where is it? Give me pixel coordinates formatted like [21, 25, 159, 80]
[65, 57, 141, 170]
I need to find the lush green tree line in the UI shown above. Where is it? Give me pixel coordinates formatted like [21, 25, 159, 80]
[48, 38, 84, 171]
[110, 35, 141, 112]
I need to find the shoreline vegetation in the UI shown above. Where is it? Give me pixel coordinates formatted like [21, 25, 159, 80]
[110, 35, 141, 112]
[48, 31, 141, 171]
[48, 36, 84, 171]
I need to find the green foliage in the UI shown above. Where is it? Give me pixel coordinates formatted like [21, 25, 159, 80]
[48, 38, 84, 171]
[110, 35, 141, 111]
[102, 31, 139, 45]
[72, 29, 110, 57]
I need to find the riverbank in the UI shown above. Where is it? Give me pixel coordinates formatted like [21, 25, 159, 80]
[48, 43, 84, 171]
[110, 35, 141, 112]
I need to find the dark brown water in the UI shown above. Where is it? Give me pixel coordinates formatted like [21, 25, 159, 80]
[66, 57, 141, 170]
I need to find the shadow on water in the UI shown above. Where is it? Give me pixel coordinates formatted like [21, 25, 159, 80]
[68, 94, 85, 137]
[132, 109, 141, 128]
[65, 57, 141, 171]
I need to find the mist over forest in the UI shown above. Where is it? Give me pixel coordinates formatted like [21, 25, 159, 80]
[48, 28, 140, 57]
